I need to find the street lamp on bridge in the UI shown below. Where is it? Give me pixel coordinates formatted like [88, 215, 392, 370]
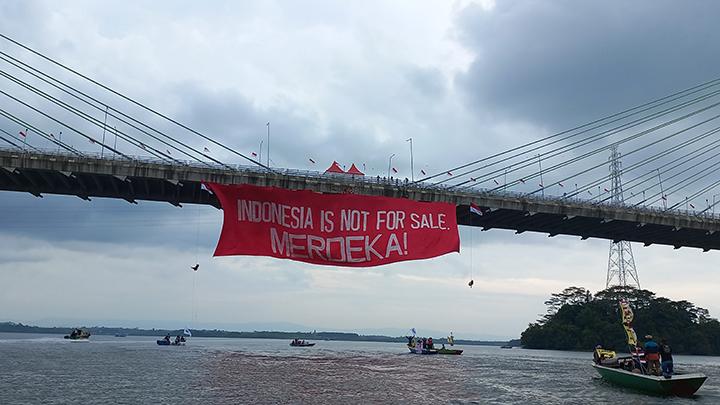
[387, 153, 395, 178]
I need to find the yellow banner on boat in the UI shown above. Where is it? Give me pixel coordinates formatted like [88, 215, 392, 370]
[623, 324, 637, 346]
[619, 299, 634, 324]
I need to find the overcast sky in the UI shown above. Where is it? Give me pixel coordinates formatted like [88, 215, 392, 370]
[2, 0, 720, 340]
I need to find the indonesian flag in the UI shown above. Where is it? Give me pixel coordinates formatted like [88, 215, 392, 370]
[251, 152, 258, 157]
[470, 177, 477, 182]
[309, 158, 316, 164]
[604, 188, 610, 192]
[470, 202, 483, 216]
[19, 129, 27, 137]
[392, 167, 398, 173]
[493, 179, 499, 185]
[690, 203, 695, 209]
[538, 182, 543, 187]
[558, 182, 564, 187]
[203, 147, 210, 152]
[447, 171, 453, 176]
[661, 195, 667, 200]
[49, 133, 55, 139]
[420, 169, 426, 175]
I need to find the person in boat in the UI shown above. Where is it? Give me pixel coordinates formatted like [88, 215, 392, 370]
[659, 338, 673, 378]
[174, 335, 181, 345]
[644, 335, 661, 375]
[180, 336, 186, 343]
[593, 345, 602, 364]
[164, 334, 171, 343]
[427, 337, 434, 349]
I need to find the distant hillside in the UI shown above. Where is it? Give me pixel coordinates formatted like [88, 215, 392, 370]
[0, 322, 515, 346]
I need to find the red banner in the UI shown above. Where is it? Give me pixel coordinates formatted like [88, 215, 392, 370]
[207, 183, 459, 267]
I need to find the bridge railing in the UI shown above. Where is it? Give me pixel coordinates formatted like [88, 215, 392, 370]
[2, 146, 718, 221]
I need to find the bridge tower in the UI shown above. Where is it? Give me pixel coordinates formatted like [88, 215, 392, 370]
[605, 146, 641, 289]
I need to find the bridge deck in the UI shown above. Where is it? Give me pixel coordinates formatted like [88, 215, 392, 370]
[2, 149, 720, 251]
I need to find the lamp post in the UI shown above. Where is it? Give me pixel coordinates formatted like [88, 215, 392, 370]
[266, 122, 270, 167]
[712, 193, 720, 216]
[387, 153, 396, 178]
[406, 138, 414, 182]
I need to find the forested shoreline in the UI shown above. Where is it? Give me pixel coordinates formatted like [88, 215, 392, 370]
[521, 286, 720, 355]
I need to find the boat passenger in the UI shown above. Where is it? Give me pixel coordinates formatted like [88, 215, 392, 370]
[644, 335, 661, 375]
[180, 336, 186, 343]
[427, 337, 433, 349]
[174, 335, 181, 345]
[659, 338, 673, 378]
[164, 334, 171, 343]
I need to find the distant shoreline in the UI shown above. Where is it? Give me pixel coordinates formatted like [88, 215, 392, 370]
[1, 321, 519, 347]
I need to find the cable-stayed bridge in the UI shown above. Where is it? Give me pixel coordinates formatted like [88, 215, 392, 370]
[3, 34, 720, 251]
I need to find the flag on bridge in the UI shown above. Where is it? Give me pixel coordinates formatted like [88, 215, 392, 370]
[251, 152, 257, 157]
[309, 158, 316, 164]
[19, 129, 27, 137]
[470, 202, 483, 216]
[203, 147, 210, 152]
[420, 169, 426, 175]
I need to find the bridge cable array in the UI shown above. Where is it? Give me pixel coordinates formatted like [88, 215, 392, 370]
[0, 33, 268, 170]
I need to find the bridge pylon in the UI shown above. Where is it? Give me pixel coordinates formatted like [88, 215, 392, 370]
[606, 146, 640, 289]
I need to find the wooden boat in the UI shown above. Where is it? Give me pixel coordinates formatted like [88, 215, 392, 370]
[64, 329, 90, 340]
[408, 347, 439, 355]
[436, 347, 463, 355]
[592, 364, 707, 397]
[500, 345, 513, 349]
[156, 339, 185, 346]
[290, 340, 315, 347]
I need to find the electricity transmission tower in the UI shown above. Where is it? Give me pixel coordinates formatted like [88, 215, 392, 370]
[606, 146, 641, 289]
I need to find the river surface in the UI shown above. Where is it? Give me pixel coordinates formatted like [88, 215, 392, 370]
[0, 332, 718, 404]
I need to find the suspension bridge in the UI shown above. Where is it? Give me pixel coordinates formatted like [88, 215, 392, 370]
[2, 34, 720, 251]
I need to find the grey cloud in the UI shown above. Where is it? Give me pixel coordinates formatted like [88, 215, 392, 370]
[455, 0, 720, 131]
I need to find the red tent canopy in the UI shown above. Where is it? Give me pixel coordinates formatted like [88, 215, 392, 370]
[346, 163, 365, 176]
[324, 161, 345, 174]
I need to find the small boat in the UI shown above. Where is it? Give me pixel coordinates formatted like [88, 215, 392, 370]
[436, 347, 463, 355]
[114, 333, 127, 337]
[156, 339, 185, 346]
[500, 345, 513, 349]
[290, 339, 315, 347]
[64, 328, 90, 340]
[408, 347, 439, 355]
[593, 363, 707, 397]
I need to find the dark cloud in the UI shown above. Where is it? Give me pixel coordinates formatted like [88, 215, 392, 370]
[455, 0, 720, 131]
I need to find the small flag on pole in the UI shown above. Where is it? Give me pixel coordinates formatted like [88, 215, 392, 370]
[447, 171, 453, 176]
[203, 147, 210, 152]
[661, 195, 667, 200]
[49, 133, 55, 139]
[420, 169, 426, 175]
[19, 129, 27, 137]
[392, 167, 398, 173]
[251, 152, 257, 157]
[538, 182, 543, 187]
[89, 138, 96, 144]
[493, 179, 499, 185]
[604, 188, 610, 192]
[166, 149, 172, 155]
[470, 202, 483, 216]
[519, 178, 525, 184]
[690, 203, 695, 209]
[558, 182, 564, 187]
[470, 177, 477, 182]
[139, 143, 147, 150]
[309, 158, 316, 164]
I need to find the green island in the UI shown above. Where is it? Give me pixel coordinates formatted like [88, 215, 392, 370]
[521, 286, 720, 355]
[0, 322, 519, 347]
